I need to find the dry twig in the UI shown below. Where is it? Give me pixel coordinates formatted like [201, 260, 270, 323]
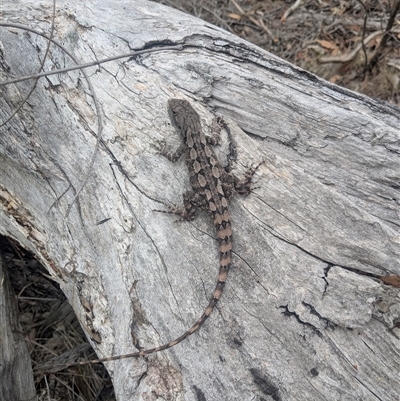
[281, 0, 303, 23]
[319, 30, 384, 63]
[366, 0, 400, 71]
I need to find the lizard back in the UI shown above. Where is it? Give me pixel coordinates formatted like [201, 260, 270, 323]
[168, 98, 233, 314]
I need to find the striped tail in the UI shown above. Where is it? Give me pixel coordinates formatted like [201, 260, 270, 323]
[64, 221, 233, 367]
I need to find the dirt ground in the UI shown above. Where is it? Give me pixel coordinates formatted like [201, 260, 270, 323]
[155, 0, 400, 104]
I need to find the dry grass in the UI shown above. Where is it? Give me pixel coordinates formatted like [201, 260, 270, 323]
[2, 237, 114, 401]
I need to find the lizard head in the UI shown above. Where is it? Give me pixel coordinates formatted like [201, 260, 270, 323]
[168, 98, 200, 138]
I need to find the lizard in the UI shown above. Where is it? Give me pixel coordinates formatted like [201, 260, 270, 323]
[41, 99, 262, 370]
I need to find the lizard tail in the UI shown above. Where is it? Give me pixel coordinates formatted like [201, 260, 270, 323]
[70, 230, 232, 367]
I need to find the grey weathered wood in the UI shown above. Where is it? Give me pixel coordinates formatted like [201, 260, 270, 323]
[0, 0, 399, 400]
[0, 253, 36, 401]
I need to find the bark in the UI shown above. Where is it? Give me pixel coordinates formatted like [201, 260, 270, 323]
[0, 0, 399, 400]
[0, 253, 36, 401]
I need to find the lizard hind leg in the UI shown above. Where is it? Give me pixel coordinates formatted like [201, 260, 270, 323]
[154, 190, 205, 221]
[234, 161, 265, 195]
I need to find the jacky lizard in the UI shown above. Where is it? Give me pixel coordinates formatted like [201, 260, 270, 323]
[43, 99, 262, 369]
